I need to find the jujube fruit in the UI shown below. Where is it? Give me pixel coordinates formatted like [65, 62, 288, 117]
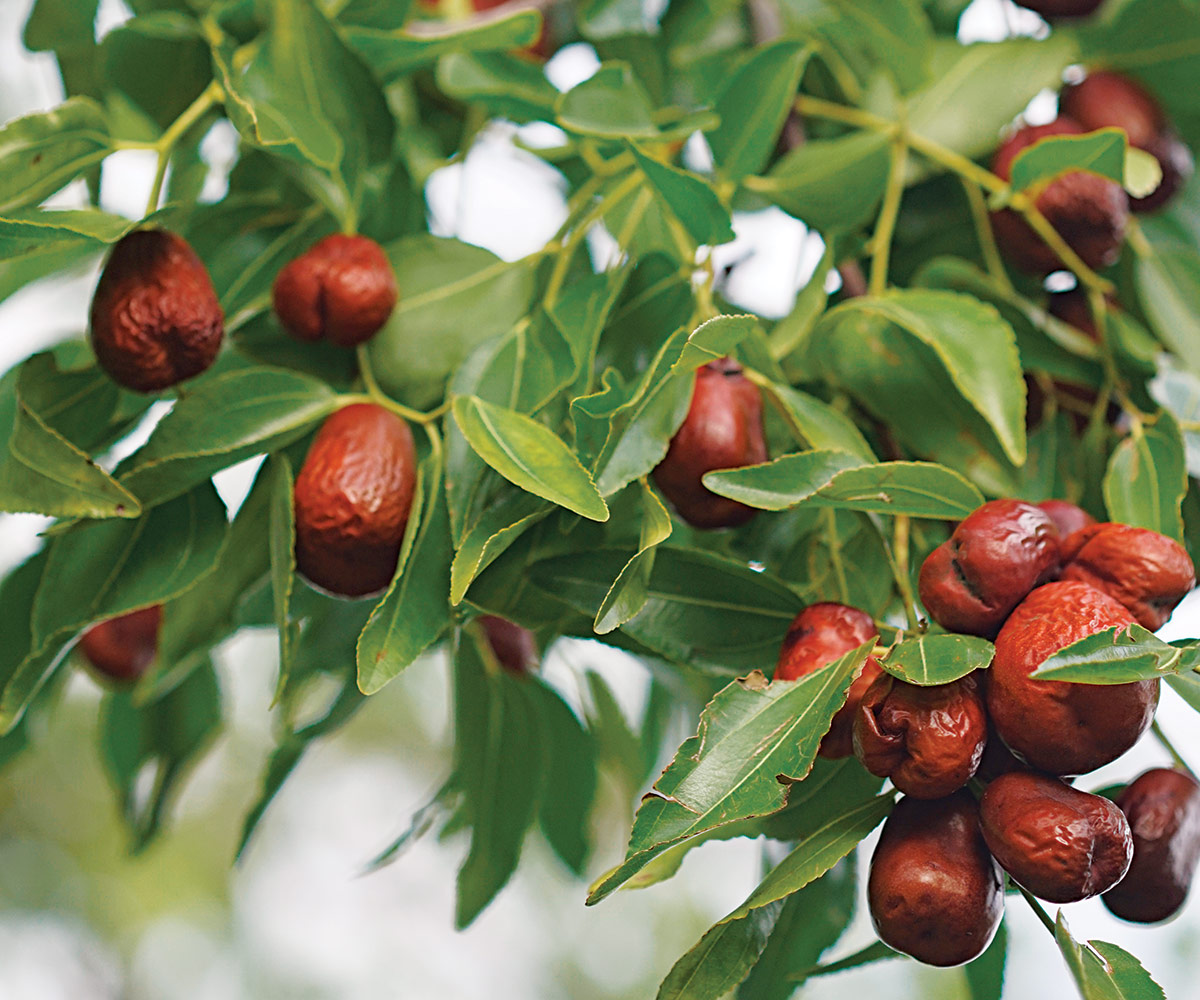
[775, 602, 882, 759]
[1104, 768, 1200, 923]
[917, 498, 1061, 638]
[1037, 498, 1096, 541]
[293, 403, 417, 598]
[988, 580, 1159, 775]
[1061, 71, 1194, 213]
[273, 234, 398, 348]
[480, 615, 538, 674]
[1059, 522, 1195, 630]
[89, 229, 224, 393]
[990, 118, 1129, 274]
[979, 770, 1132, 903]
[853, 672, 987, 799]
[867, 791, 1004, 967]
[78, 605, 163, 683]
[652, 357, 767, 530]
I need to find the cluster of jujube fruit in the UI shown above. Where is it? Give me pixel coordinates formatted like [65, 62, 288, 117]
[773, 498, 1200, 967]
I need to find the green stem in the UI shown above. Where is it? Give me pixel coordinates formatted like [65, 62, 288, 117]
[824, 508, 851, 605]
[794, 94, 896, 134]
[357, 344, 385, 401]
[1016, 883, 1057, 937]
[961, 177, 1013, 293]
[869, 138, 908, 296]
[1152, 719, 1198, 779]
[144, 80, 223, 217]
[893, 514, 918, 631]
[340, 390, 449, 426]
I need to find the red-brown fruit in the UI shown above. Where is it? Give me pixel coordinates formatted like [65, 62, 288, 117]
[273, 234, 398, 348]
[1104, 768, 1200, 923]
[853, 672, 988, 799]
[78, 605, 162, 683]
[991, 118, 1129, 274]
[775, 602, 882, 759]
[89, 229, 224, 393]
[988, 581, 1159, 775]
[1060, 522, 1196, 630]
[917, 498, 1061, 638]
[652, 357, 767, 530]
[1012, 0, 1104, 16]
[293, 403, 417, 598]
[1037, 498, 1096, 541]
[867, 791, 1005, 967]
[480, 615, 538, 674]
[1061, 70, 1193, 213]
[980, 770, 1133, 902]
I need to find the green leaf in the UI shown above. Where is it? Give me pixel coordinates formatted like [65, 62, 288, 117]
[1104, 413, 1187, 542]
[1008, 129, 1128, 194]
[674, 314, 762, 373]
[367, 236, 537, 406]
[826, 0, 933, 94]
[760, 381, 877, 463]
[1055, 912, 1166, 1000]
[343, 11, 542, 79]
[966, 920, 1008, 1000]
[1135, 219, 1200, 374]
[586, 645, 871, 903]
[1150, 359, 1200, 478]
[100, 660, 221, 852]
[1031, 624, 1200, 684]
[356, 451, 453, 695]
[118, 369, 338, 506]
[594, 480, 673, 633]
[530, 678, 597, 875]
[267, 453, 296, 695]
[768, 238, 835, 365]
[630, 145, 735, 247]
[707, 42, 811, 181]
[882, 633, 995, 685]
[744, 131, 891, 232]
[0, 366, 141, 520]
[557, 62, 659, 140]
[533, 547, 799, 674]
[452, 396, 609, 521]
[657, 899, 786, 1000]
[0, 97, 112, 213]
[804, 941, 902, 979]
[450, 490, 551, 606]
[436, 51, 560, 123]
[813, 289, 1027, 467]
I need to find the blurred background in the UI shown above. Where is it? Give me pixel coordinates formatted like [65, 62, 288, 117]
[2, 1, 1200, 997]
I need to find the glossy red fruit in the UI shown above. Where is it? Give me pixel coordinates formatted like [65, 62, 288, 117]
[273, 234, 398, 348]
[1012, 0, 1104, 16]
[988, 581, 1159, 775]
[991, 118, 1129, 274]
[1037, 498, 1096, 541]
[917, 499, 1061, 638]
[293, 403, 417, 598]
[480, 615, 538, 674]
[980, 770, 1133, 903]
[868, 791, 1005, 967]
[1060, 522, 1196, 630]
[775, 602, 882, 759]
[1104, 768, 1200, 923]
[652, 357, 767, 530]
[90, 229, 224, 393]
[1061, 70, 1193, 213]
[853, 672, 988, 799]
[78, 605, 162, 683]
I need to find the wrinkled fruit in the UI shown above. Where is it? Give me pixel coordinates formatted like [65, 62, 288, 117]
[868, 791, 1004, 967]
[1104, 768, 1200, 923]
[853, 672, 988, 799]
[78, 605, 163, 684]
[988, 580, 1159, 775]
[980, 770, 1133, 903]
[90, 229, 224, 393]
[1037, 498, 1096, 540]
[1061, 70, 1193, 213]
[1059, 522, 1195, 630]
[775, 602, 882, 759]
[918, 498, 1061, 638]
[652, 357, 767, 530]
[294, 403, 417, 598]
[479, 615, 538, 674]
[273, 234, 398, 348]
[991, 118, 1129, 274]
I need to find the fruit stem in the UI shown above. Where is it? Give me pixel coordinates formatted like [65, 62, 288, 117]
[823, 508, 852, 605]
[357, 344, 386, 400]
[892, 514, 918, 631]
[793, 95, 896, 134]
[1151, 719, 1198, 779]
[144, 80, 224, 217]
[868, 136, 908, 296]
[961, 177, 1014, 294]
[1015, 882, 1057, 936]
